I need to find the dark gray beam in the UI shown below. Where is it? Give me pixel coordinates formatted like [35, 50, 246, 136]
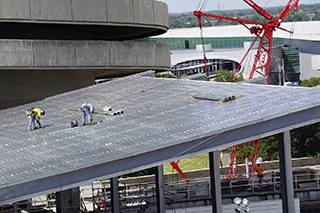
[56, 187, 80, 213]
[155, 166, 165, 213]
[13, 203, 17, 213]
[111, 177, 119, 213]
[278, 131, 295, 213]
[209, 151, 222, 213]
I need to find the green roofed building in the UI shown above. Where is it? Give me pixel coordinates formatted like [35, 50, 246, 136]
[149, 21, 320, 85]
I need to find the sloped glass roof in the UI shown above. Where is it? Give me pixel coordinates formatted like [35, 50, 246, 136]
[1, 71, 320, 204]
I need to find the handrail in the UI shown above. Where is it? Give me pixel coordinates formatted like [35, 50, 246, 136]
[84, 172, 320, 211]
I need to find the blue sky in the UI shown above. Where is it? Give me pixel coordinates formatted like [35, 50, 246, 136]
[158, 0, 320, 13]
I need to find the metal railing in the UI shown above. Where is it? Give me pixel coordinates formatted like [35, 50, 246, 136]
[78, 171, 320, 211]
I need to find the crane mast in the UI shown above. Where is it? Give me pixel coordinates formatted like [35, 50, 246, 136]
[194, 0, 299, 180]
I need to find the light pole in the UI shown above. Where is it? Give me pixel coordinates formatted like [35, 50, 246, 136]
[272, 56, 285, 86]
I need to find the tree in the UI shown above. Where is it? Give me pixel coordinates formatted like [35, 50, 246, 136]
[155, 73, 178, 78]
[300, 77, 320, 87]
[214, 70, 244, 83]
[155, 73, 188, 79]
[258, 136, 279, 161]
[291, 124, 320, 157]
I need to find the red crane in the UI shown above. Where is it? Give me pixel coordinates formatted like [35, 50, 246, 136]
[170, 160, 190, 182]
[193, 0, 299, 180]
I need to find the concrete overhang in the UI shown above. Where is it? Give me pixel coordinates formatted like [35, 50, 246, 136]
[0, 40, 171, 78]
[0, 21, 168, 41]
[0, 0, 169, 40]
[1, 71, 320, 204]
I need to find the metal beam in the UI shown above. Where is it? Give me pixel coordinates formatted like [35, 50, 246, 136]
[56, 187, 80, 213]
[13, 203, 17, 213]
[278, 131, 295, 213]
[111, 177, 119, 213]
[209, 151, 222, 213]
[155, 166, 166, 213]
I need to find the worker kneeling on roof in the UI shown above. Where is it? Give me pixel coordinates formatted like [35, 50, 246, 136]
[80, 103, 94, 126]
[26, 108, 45, 131]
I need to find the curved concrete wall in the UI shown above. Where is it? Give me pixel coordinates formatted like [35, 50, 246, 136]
[0, 0, 170, 109]
[0, 0, 169, 40]
[0, 40, 170, 76]
[0, 0, 168, 26]
[0, 40, 171, 108]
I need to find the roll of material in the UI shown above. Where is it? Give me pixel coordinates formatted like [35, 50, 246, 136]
[103, 106, 112, 112]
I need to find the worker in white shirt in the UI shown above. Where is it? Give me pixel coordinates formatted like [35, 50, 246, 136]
[80, 103, 95, 126]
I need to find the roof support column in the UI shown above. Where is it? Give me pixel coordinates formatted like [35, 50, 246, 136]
[155, 165, 166, 213]
[13, 203, 18, 213]
[111, 177, 120, 213]
[209, 151, 223, 213]
[56, 187, 80, 213]
[278, 131, 295, 213]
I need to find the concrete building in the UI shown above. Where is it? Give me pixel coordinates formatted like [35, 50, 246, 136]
[0, 0, 171, 109]
[150, 21, 320, 83]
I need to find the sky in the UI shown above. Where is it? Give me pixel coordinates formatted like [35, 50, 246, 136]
[158, 0, 320, 13]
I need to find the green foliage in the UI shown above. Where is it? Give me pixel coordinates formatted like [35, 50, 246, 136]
[214, 70, 244, 82]
[169, 4, 320, 29]
[155, 73, 178, 78]
[256, 124, 320, 161]
[155, 73, 189, 79]
[300, 77, 320, 87]
[291, 124, 320, 157]
[258, 136, 279, 161]
[163, 154, 210, 174]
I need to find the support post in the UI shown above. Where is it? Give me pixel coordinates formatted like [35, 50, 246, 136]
[13, 203, 18, 213]
[278, 131, 295, 213]
[111, 177, 119, 213]
[209, 151, 223, 213]
[56, 187, 80, 213]
[155, 165, 165, 213]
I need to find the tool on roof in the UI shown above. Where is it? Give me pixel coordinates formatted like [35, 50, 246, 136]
[103, 106, 112, 112]
[102, 105, 124, 116]
[188, 93, 243, 104]
[105, 110, 124, 116]
[71, 120, 78, 128]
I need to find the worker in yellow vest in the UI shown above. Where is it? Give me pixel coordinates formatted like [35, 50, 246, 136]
[26, 108, 45, 131]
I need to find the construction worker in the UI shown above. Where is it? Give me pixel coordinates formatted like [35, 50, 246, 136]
[256, 164, 264, 183]
[80, 103, 94, 126]
[26, 108, 45, 131]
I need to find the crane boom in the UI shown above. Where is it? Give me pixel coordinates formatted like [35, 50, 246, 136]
[243, 0, 279, 24]
[277, 0, 299, 22]
[193, 11, 263, 26]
